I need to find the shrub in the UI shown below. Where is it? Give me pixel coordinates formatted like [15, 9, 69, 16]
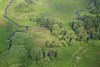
[43, 48, 62, 60]
[70, 20, 89, 41]
[46, 40, 62, 48]
[0, 45, 30, 67]
[48, 48, 62, 60]
[38, 57, 50, 66]
[25, 0, 35, 4]
[30, 47, 44, 61]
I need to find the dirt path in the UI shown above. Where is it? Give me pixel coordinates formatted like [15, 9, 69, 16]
[72, 47, 86, 67]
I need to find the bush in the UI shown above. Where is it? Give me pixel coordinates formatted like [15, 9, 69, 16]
[70, 20, 88, 41]
[38, 57, 50, 66]
[46, 40, 62, 48]
[30, 47, 44, 61]
[25, 0, 34, 4]
[43, 48, 62, 60]
[48, 48, 62, 60]
[50, 41, 62, 48]
[0, 45, 30, 67]
[79, 14, 100, 40]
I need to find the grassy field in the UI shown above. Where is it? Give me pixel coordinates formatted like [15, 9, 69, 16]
[0, 0, 12, 53]
[0, 0, 100, 67]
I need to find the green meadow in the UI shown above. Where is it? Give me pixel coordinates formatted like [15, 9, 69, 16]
[0, 0, 100, 67]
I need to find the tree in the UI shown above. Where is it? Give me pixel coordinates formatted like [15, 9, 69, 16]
[25, 0, 34, 4]
[71, 20, 88, 41]
[47, 48, 62, 60]
[38, 57, 50, 66]
[30, 47, 44, 61]
[81, 14, 100, 40]
[45, 41, 52, 48]
[0, 45, 30, 67]
[50, 40, 62, 48]
[88, 0, 100, 14]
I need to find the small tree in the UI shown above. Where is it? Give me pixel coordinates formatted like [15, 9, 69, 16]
[25, 0, 34, 4]
[0, 45, 30, 67]
[30, 47, 44, 61]
[38, 57, 50, 66]
[47, 48, 62, 60]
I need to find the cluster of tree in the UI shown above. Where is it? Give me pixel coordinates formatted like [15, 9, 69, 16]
[30, 47, 62, 66]
[46, 40, 63, 48]
[0, 45, 31, 67]
[70, 0, 100, 40]
[70, 20, 89, 41]
[31, 17, 78, 46]
[32, 17, 64, 34]
[60, 31, 77, 45]
[71, 0, 100, 40]
[80, 15, 100, 39]
[0, 32, 62, 67]
[88, 0, 100, 14]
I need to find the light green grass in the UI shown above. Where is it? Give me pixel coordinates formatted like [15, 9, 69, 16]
[0, 0, 22, 53]
[0, 0, 11, 53]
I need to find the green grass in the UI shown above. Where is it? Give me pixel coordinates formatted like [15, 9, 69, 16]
[77, 40, 100, 67]
[0, 0, 11, 53]
[0, 0, 24, 53]
[0, 0, 100, 67]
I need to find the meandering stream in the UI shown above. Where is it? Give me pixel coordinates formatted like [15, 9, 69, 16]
[4, 0, 29, 50]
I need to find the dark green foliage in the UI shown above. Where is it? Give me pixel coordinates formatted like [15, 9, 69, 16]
[62, 31, 77, 45]
[71, 20, 89, 41]
[70, 0, 100, 40]
[32, 17, 78, 45]
[0, 45, 30, 67]
[30, 47, 62, 65]
[30, 47, 50, 65]
[32, 17, 64, 34]
[30, 47, 44, 61]
[25, 0, 34, 4]
[81, 15, 100, 39]
[34, 17, 53, 31]
[59, 28, 67, 36]
[88, 0, 100, 14]
[43, 48, 62, 60]
[51, 24, 60, 36]
[47, 48, 62, 60]
[38, 57, 50, 66]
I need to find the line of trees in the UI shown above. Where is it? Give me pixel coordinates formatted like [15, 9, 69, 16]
[70, 0, 100, 40]
[30, 47, 62, 66]
[30, 17, 77, 46]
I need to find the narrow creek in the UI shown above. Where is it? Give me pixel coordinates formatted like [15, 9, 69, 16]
[4, 0, 29, 50]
